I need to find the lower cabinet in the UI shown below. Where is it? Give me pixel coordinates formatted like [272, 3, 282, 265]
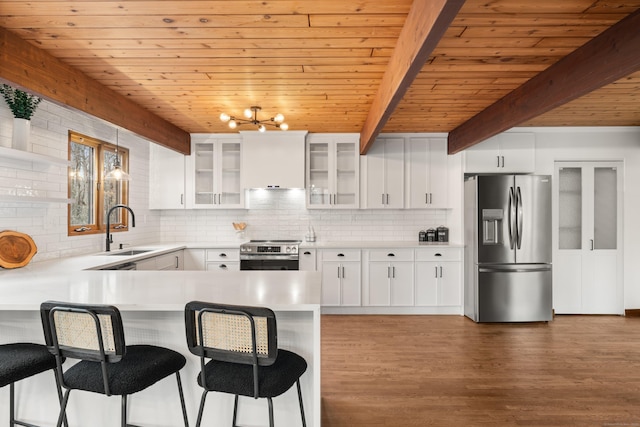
[299, 249, 317, 271]
[366, 249, 415, 306]
[135, 250, 184, 271]
[415, 248, 462, 306]
[320, 249, 361, 306]
[205, 249, 239, 271]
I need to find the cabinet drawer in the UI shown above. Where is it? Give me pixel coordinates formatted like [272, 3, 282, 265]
[368, 249, 414, 262]
[321, 249, 360, 262]
[206, 261, 239, 271]
[206, 249, 239, 262]
[415, 247, 461, 262]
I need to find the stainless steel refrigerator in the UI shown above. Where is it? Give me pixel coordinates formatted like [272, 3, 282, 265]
[464, 175, 552, 322]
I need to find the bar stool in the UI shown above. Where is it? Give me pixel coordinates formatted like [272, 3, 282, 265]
[0, 342, 67, 427]
[184, 301, 307, 427]
[40, 301, 189, 427]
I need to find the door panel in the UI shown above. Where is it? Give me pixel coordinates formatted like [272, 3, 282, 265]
[476, 175, 515, 264]
[514, 175, 552, 264]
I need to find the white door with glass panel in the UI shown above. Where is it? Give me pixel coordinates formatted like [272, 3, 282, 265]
[554, 161, 623, 314]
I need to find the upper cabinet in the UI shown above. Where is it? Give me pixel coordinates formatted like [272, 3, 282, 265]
[465, 132, 535, 174]
[363, 137, 404, 209]
[241, 131, 307, 189]
[149, 143, 185, 210]
[406, 137, 449, 209]
[185, 135, 244, 209]
[306, 133, 359, 209]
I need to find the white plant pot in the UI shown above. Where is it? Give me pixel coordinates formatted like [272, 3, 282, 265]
[12, 118, 31, 151]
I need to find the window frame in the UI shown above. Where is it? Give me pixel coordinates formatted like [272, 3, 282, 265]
[67, 131, 130, 237]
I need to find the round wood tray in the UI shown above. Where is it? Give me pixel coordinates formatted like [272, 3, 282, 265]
[0, 230, 37, 269]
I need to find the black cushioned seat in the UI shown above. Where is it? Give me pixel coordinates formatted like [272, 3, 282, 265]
[185, 301, 307, 427]
[0, 343, 57, 387]
[0, 342, 68, 427]
[40, 301, 189, 427]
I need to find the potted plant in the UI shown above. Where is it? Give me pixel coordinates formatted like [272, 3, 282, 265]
[0, 84, 42, 151]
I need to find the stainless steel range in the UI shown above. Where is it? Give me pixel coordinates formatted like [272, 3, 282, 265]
[239, 240, 301, 270]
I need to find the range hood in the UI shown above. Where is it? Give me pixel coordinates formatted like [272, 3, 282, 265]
[241, 131, 307, 189]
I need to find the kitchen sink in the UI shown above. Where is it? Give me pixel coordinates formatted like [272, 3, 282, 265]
[104, 249, 152, 256]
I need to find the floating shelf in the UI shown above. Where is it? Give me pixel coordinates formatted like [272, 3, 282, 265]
[0, 146, 70, 167]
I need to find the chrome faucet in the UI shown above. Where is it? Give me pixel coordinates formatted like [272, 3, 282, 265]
[106, 204, 135, 252]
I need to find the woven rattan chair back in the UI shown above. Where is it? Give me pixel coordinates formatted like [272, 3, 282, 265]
[40, 301, 125, 363]
[185, 301, 277, 366]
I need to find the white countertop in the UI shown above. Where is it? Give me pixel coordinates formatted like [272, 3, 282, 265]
[300, 240, 462, 249]
[0, 269, 321, 311]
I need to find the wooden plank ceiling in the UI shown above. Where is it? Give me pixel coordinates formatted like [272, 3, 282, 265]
[0, 0, 639, 150]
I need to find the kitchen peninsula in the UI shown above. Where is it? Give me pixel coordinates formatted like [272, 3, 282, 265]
[0, 266, 321, 427]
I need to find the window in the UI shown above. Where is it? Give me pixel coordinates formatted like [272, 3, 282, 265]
[68, 131, 130, 236]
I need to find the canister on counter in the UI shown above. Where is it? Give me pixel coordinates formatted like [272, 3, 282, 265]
[437, 226, 449, 242]
[419, 230, 426, 242]
[426, 228, 436, 242]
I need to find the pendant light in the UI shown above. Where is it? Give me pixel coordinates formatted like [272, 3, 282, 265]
[105, 129, 130, 182]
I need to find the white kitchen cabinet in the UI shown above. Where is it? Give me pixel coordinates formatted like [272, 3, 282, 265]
[185, 135, 243, 209]
[406, 137, 449, 208]
[363, 137, 404, 208]
[465, 132, 535, 173]
[183, 249, 205, 270]
[299, 248, 317, 271]
[135, 250, 184, 271]
[320, 249, 361, 306]
[415, 248, 462, 306]
[306, 134, 359, 209]
[554, 161, 623, 314]
[205, 248, 240, 271]
[366, 249, 414, 306]
[149, 143, 185, 209]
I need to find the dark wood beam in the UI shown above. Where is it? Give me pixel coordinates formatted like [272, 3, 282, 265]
[359, 0, 465, 154]
[447, 8, 640, 155]
[0, 27, 190, 155]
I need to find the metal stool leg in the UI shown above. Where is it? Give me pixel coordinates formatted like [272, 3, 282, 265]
[195, 390, 208, 427]
[9, 382, 15, 427]
[296, 380, 307, 427]
[232, 395, 239, 427]
[175, 372, 189, 427]
[267, 397, 274, 427]
[56, 390, 71, 427]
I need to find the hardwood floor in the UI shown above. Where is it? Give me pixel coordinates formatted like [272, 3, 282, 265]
[321, 315, 640, 427]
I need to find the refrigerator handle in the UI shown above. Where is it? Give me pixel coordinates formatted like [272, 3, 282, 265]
[508, 187, 516, 250]
[516, 186, 523, 250]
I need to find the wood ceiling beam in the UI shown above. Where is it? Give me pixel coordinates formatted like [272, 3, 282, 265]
[447, 8, 640, 155]
[0, 27, 190, 154]
[359, 0, 465, 154]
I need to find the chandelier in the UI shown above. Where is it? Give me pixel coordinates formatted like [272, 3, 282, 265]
[219, 106, 288, 132]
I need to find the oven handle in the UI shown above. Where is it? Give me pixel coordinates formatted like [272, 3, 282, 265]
[240, 254, 299, 261]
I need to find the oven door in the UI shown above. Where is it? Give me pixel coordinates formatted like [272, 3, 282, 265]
[240, 257, 299, 271]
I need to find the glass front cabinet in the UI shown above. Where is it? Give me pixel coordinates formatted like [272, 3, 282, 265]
[306, 134, 359, 209]
[186, 135, 243, 209]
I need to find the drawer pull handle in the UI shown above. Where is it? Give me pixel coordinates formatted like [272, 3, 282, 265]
[304, 251, 311, 255]
[387, 253, 395, 257]
[220, 264, 227, 269]
[220, 253, 227, 257]
[435, 253, 442, 257]
[337, 253, 345, 257]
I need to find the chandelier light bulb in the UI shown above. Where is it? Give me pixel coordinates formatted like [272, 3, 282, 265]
[220, 113, 230, 122]
[244, 108, 253, 119]
[274, 113, 284, 123]
[280, 123, 289, 131]
[228, 120, 237, 129]
[258, 124, 266, 132]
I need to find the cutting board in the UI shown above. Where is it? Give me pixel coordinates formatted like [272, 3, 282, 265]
[0, 230, 37, 269]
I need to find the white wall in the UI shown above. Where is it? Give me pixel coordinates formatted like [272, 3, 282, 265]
[0, 99, 162, 262]
[529, 127, 640, 309]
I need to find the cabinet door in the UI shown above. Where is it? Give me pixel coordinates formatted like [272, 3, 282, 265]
[156, 251, 183, 270]
[299, 249, 317, 271]
[333, 140, 359, 208]
[218, 141, 243, 207]
[149, 144, 185, 209]
[500, 133, 535, 173]
[307, 141, 331, 207]
[321, 261, 342, 305]
[407, 137, 448, 208]
[365, 138, 404, 208]
[368, 262, 391, 305]
[464, 135, 501, 173]
[439, 262, 462, 306]
[189, 141, 216, 207]
[415, 261, 439, 306]
[341, 262, 361, 306]
[390, 262, 414, 306]
[554, 162, 623, 314]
